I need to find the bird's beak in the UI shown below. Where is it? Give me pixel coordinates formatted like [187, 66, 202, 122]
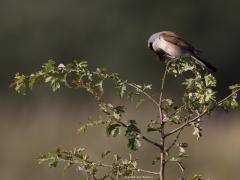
[149, 43, 154, 51]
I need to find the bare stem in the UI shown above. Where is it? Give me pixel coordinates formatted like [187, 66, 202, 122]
[127, 82, 159, 106]
[141, 135, 163, 150]
[166, 128, 183, 152]
[159, 127, 166, 180]
[158, 62, 170, 180]
[159, 61, 170, 120]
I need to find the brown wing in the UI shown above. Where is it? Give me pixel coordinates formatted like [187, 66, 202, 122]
[161, 31, 196, 53]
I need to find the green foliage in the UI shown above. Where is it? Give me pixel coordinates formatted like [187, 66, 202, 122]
[38, 147, 137, 179]
[106, 123, 121, 137]
[147, 119, 160, 132]
[182, 72, 216, 113]
[181, 175, 203, 180]
[13, 73, 26, 94]
[219, 84, 240, 110]
[125, 120, 141, 150]
[12, 58, 240, 179]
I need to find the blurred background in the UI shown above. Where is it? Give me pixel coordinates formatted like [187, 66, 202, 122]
[0, 0, 240, 179]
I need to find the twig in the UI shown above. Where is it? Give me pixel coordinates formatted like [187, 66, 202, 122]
[101, 163, 160, 175]
[164, 110, 207, 137]
[166, 128, 183, 152]
[166, 88, 240, 138]
[218, 88, 240, 105]
[117, 121, 163, 150]
[141, 135, 163, 150]
[127, 82, 159, 106]
[158, 61, 170, 180]
[159, 61, 170, 120]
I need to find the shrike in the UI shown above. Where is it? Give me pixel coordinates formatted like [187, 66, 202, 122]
[148, 31, 217, 72]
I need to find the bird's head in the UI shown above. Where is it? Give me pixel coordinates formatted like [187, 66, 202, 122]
[147, 32, 160, 52]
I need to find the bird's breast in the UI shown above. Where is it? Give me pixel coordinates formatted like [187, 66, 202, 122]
[153, 38, 185, 57]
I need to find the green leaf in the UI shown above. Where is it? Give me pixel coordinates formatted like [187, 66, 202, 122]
[142, 84, 152, 91]
[192, 175, 203, 180]
[113, 106, 125, 114]
[58, 63, 65, 69]
[49, 78, 61, 92]
[14, 73, 26, 94]
[164, 99, 174, 112]
[45, 76, 52, 83]
[49, 159, 58, 168]
[169, 110, 181, 124]
[125, 120, 141, 151]
[192, 123, 202, 140]
[43, 60, 56, 73]
[101, 150, 111, 159]
[95, 80, 104, 96]
[229, 84, 240, 92]
[127, 138, 141, 151]
[204, 74, 216, 87]
[106, 123, 121, 137]
[29, 73, 41, 89]
[147, 120, 160, 132]
[220, 93, 239, 110]
[38, 154, 49, 164]
[117, 81, 127, 98]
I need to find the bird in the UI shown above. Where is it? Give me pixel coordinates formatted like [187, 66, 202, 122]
[147, 31, 217, 72]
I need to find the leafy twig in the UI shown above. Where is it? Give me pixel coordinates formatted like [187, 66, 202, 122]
[117, 120, 163, 150]
[218, 88, 240, 105]
[165, 109, 207, 137]
[127, 82, 159, 106]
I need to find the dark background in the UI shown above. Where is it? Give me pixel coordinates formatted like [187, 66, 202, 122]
[0, 1, 239, 179]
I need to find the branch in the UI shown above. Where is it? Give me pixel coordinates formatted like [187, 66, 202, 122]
[158, 61, 171, 180]
[159, 61, 170, 121]
[165, 85, 240, 138]
[117, 121, 163, 150]
[101, 163, 160, 175]
[127, 82, 159, 106]
[164, 110, 208, 138]
[218, 88, 240, 105]
[166, 128, 183, 152]
[141, 135, 163, 150]
[165, 87, 240, 138]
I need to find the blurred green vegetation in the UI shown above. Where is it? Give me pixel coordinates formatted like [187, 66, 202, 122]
[0, 1, 240, 180]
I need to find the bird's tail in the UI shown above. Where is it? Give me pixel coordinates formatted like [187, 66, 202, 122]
[191, 56, 217, 72]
